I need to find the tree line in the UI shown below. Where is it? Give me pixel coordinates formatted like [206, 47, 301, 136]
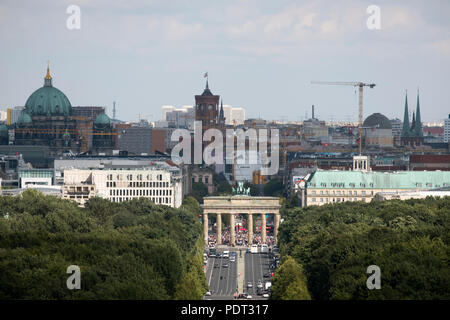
[271, 197, 450, 300]
[0, 189, 207, 299]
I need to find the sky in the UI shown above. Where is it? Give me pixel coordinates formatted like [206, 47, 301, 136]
[0, 0, 449, 123]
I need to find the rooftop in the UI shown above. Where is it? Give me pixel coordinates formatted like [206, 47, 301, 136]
[307, 170, 450, 189]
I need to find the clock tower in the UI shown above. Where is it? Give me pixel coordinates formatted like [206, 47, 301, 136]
[195, 80, 221, 131]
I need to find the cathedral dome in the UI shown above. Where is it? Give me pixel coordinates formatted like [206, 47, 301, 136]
[95, 112, 111, 127]
[17, 111, 32, 124]
[363, 113, 392, 129]
[0, 124, 8, 135]
[24, 65, 72, 118]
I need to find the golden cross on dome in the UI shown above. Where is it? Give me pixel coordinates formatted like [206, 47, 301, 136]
[45, 60, 52, 80]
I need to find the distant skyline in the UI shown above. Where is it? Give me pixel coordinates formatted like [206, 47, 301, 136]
[0, 0, 449, 123]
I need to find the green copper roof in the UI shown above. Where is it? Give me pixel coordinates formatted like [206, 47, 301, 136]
[95, 112, 111, 126]
[24, 67, 72, 118]
[17, 111, 32, 124]
[307, 170, 450, 190]
[415, 90, 423, 137]
[401, 92, 410, 137]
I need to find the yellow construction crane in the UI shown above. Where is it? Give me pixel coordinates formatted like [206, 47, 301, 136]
[311, 81, 376, 154]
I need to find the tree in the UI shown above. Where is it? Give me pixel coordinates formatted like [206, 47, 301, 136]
[0, 191, 206, 300]
[271, 256, 311, 300]
[263, 179, 283, 197]
[191, 182, 208, 203]
[277, 197, 450, 300]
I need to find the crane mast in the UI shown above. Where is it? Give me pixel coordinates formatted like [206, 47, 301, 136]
[311, 81, 376, 154]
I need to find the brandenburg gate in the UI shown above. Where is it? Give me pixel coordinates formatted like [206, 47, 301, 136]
[201, 195, 281, 246]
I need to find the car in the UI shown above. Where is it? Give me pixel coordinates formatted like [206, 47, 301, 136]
[230, 256, 236, 262]
[263, 272, 271, 278]
[247, 282, 253, 288]
[223, 250, 230, 258]
[205, 291, 211, 296]
[257, 280, 263, 288]
[214, 263, 219, 268]
[263, 293, 269, 298]
[223, 263, 229, 268]
[216, 253, 222, 258]
[238, 293, 247, 299]
[256, 288, 263, 296]
[231, 251, 237, 256]
[246, 295, 253, 299]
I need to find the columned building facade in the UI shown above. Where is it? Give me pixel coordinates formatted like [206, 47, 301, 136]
[201, 196, 281, 246]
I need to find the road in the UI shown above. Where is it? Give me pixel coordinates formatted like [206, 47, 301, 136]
[244, 252, 272, 299]
[204, 247, 273, 300]
[205, 250, 238, 299]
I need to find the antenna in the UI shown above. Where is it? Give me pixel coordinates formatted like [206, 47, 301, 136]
[113, 101, 116, 120]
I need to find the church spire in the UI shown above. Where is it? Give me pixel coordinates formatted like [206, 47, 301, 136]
[44, 61, 52, 87]
[401, 90, 410, 137]
[219, 99, 224, 121]
[415, 88, 423, 137]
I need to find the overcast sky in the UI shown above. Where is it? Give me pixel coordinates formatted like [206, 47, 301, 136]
[0, 0, 449, 123]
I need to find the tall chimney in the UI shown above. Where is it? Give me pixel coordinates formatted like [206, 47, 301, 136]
[312, 105, 315, 119]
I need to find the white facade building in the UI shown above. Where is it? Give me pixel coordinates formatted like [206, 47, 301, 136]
[223, 105, 246, 126]
[63, 168, 183, 208]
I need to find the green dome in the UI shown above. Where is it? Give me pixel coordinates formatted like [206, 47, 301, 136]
[0, 124, 8, 135]
[24, 67, 72, 117]
[95, 112, 111, 126]
[17, 111, 32, 124]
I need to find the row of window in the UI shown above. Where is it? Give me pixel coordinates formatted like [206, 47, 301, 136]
[311, 190, 373, 196]
[107, 173, 164, 181]
[109, 188, 172, 197]
[193, 176, 210, 184]
[311, 197, 367, 203]
[110, 197, 171, 204]
[106, 181, 170, 188]
[313, 182, 449, 188]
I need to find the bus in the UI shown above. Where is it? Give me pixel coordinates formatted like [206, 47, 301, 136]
[208, 247, 217, 257]
[251, 244, 258, 254]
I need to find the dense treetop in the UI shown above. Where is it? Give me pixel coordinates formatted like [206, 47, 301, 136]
[274, 197, 450, 300]
[0, 190, 207, 299]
